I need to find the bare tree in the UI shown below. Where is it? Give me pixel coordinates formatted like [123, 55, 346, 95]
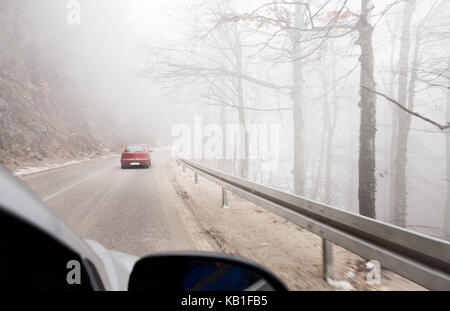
[313, 42, 338, 203]
[218, 1, 349, 196]
[290, 3, 307, 195]
[217, 0, 397, 217]
[389, 0, 416, 227]
[143, 0, 293, 179]
[356, 0, 377, 218]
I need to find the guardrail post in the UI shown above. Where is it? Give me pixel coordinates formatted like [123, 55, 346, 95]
[221, 187, 229, 209]
[322, 239, 333, 280]
[182, 165, 186, 174]
[177, 160, 180, 167]
[194, 173, 198, 185]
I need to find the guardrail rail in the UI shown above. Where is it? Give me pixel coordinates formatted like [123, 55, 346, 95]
[176, 157, 450, 290]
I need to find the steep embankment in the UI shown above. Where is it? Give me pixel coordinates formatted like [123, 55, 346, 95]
[0, 65, 120, 170]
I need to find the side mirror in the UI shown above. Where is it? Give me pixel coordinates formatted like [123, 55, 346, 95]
[128, 252, 287, 291]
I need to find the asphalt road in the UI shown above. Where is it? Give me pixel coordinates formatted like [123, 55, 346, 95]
[22, 151, 196, 256]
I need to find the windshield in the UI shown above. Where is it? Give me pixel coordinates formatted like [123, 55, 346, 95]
[125, 146, 145, 153]
[1, 0, 448, 292]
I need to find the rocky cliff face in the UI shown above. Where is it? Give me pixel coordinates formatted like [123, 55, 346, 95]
[0, 63, 122, 169]
[0, 1, 153, 170]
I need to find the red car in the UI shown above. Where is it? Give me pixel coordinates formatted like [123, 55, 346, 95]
[121, 145, 151, 169]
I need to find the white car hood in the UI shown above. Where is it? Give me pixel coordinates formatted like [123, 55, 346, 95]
[84, 239, 139, 291]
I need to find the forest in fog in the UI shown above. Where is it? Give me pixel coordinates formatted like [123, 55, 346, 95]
[141, 0, 450, 238]
[0, 0, 449, 239]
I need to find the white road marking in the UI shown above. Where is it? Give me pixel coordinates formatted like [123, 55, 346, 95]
[42, 166, 113, 202]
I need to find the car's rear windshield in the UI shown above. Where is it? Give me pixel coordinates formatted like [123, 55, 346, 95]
[125, 146, 145, 152]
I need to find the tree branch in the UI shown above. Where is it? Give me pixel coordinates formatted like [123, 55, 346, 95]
[159, 61, 292, 90]
[362, 85, 450, 130]
[203, 103, 292, 112]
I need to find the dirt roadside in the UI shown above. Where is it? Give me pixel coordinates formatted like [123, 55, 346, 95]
[165, 158, 425, 291]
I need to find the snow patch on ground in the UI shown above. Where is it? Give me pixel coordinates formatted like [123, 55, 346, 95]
[345, 270, 355, 279]
[327, 278, 355, 291]
[12, 153, 118, 177]
[13, 160, 83, 176]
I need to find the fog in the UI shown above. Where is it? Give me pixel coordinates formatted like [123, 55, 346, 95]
[1, 0, 449, 240]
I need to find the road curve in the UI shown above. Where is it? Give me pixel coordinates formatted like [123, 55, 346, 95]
[22, 151, 196, 256]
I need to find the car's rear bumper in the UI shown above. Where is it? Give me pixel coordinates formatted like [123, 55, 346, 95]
[121, 159, 150, 166]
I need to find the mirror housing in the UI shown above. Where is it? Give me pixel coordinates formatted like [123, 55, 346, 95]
[128, 252, 287, 291]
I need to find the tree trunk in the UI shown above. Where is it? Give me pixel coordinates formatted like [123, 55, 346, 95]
[324, 44, 338, 204]
[324, 103, 337, 204]
[233, 25, 249, 179]
[347, 94, 356, 211]
[387, 17, 399, 220]
[445, 71, 450, 236]
[390, 0, 416, 226]
[291, 4, 306, 195]
[312, 99, 326, 201]
[219, 103, 227, 171]
[312, 58, 329, 200]
[357, 0, 377, 218]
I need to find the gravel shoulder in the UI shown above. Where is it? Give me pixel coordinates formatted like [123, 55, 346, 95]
[166, 158, 425, 291]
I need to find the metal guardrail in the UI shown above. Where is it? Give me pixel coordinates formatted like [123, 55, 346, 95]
[176, 158, 450, 290]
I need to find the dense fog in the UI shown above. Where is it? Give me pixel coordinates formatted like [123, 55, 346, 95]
[1, 0, 449, 239]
